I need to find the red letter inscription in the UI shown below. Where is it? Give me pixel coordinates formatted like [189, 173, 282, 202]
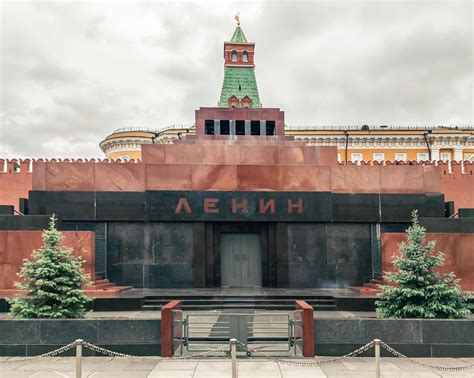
[204, 198, 219, 214]
[232, 199, 248, 214]
[288, 199, 303, 214]
[175, 198, 192, 214]
[259, 199, 275, 214]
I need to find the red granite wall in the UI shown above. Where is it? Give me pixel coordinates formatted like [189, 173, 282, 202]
[381, 232, 474, 291]
[30, 161, 441, 193]
[2, 155, 473, 210]
[438, 161, 474, 211]
[0, 230, 95, 290]
[0, 159, 32, 210]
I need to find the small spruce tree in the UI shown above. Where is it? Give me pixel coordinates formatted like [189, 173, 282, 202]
[8, 215, 92, 318]
[376, 210, 470, 319]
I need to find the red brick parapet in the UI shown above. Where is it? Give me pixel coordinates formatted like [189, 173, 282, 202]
[161, 300, 182, 357]
[295, 300, 315, 357]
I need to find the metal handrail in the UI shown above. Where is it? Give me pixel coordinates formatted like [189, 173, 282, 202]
[112, 125, 195, 134]
[285, 125, 474, 131]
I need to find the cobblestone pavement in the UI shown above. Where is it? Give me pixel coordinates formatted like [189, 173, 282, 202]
[1, 357, 474, 377]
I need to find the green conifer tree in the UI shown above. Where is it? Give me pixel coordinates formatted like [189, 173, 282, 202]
[8, 215, 92, 318]
[376, 210, 470, 319]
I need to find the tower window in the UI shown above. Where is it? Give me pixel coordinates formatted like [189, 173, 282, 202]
[251, 120, 260, 135]
[266, 121, 275, 136]
[205, 120, 215, 135]
[220, 120, 230, 135]
[231, 50, 237, 62]
[243, 51, 248, 62]
[236, 120, 245, 135]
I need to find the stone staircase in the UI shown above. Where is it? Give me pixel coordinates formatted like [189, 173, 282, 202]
[84, 274, 133, 297]
[347, 278, 396, 294]
[141, 294, 337, 311]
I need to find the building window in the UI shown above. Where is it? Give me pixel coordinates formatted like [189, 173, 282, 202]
[120, 155, 129, 161]
[373, 152, 385, 162]
[440, 152, 451, 161]
[236, 120, 245, 135]
[220, 120, 230, 135]
[243, 51, 248, 62]
[231, 50, 237, 62]
[266, 121, 275, 135]
[351, 153, 363, 162]
[250, 120, 260, 135]
[417, 153, 429, 161]
[395, 152, 407, 161]
[205, 120, 214, 135]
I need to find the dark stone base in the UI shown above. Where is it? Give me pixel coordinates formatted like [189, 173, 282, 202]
[314, 318, 474, 357]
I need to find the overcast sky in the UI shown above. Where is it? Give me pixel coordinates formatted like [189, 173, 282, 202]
[0, 0, 472, 158]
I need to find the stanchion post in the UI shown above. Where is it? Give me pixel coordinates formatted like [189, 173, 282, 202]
[374, 339, 381, 378]
[230, 338, 237, 378]
[75, 339, 83, 378]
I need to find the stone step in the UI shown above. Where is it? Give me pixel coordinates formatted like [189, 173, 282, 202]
[142, 303, 337, 311]
[346, 286, 380, 294]
[87, 282, 116, 290]
[143, 298, 335, 306]
[363, 283, 380, 289]
[85, 286, 134, 297]
[370, 279, 397, 287]
[93, 279, 110, 285]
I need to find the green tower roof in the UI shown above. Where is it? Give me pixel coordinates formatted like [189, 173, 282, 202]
[219, 25, 261, 108]
[218, 66, 262, 108]
[230, 26, 247, 43]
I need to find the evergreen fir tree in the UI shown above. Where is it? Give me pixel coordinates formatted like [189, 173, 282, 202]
[376, 210, 470, 319]
[8, 215, 92, 318]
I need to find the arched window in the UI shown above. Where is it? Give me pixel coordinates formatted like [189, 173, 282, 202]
[231, 50, 237, 62]
[242, 51, 248, 62]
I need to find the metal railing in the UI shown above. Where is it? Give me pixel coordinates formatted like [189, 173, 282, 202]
[173, 310, 302, 355]
[1, 338, 474, 378]
[285, 125, 474, 131]
[112, 125, 195, 134]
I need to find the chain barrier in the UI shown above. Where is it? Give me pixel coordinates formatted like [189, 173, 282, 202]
[1, 338, 474, 374]
[236, 340, 376, 367]
[0, 341, 76, 365]
[82, 341, 229, 360]
[380, 341, 474, 372]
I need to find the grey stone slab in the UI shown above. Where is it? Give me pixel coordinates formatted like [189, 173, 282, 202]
[0, 321, 40, 344]
[421, 320, 474, 344]
[97, 320, 160, 343]
[315, 319, 368, 343]
[365, 319, 423, 343]
[39, 320, 98, 344]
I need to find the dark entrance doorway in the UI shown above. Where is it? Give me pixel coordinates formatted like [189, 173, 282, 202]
[220, 233, 262, 287]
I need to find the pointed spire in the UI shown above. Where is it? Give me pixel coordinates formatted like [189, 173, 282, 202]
[230, 14, 247, 43]
[230, 26, 247, 43]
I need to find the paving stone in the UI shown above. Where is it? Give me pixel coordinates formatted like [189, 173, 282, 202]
[85, 371, 149, 377]
[148, 371, 194, 378]
[381, 373, 441, 378]
[149, 360, 198, 371]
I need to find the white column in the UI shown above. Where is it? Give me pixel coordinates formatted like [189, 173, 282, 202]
[453, 148, 463, 162]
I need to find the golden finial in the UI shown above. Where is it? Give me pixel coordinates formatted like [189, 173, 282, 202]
[235, 12, 240, 26]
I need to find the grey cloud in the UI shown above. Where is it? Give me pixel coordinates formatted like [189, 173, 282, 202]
[27, 59, 82, 88]
[0, 1, 472, 158]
